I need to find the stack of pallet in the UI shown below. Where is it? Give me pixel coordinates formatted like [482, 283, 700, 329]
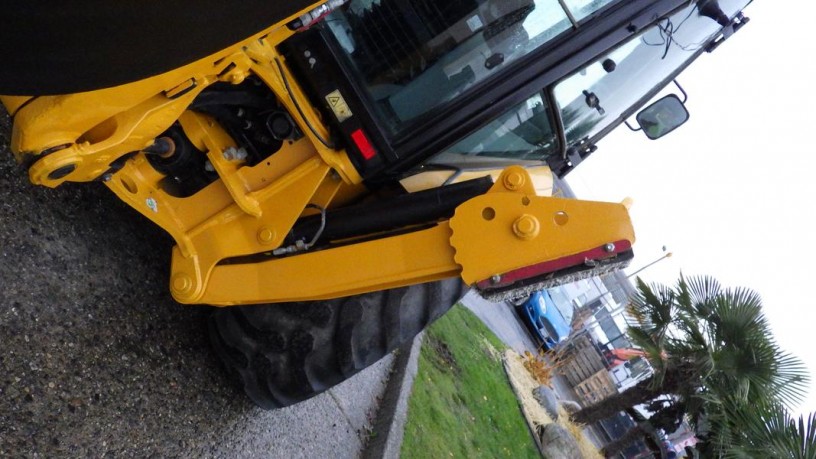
[557, 334, 617, 406]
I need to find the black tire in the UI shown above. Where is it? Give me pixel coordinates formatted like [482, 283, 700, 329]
[208, 279, 465, 409]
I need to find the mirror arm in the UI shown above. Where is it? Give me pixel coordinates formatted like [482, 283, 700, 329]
[673, 79, 688, 103]
[625, 120, 642, 132]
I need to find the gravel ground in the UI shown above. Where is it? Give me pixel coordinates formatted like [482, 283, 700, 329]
[0, 109, 391, 457]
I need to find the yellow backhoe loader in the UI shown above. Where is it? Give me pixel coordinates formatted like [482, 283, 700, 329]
[0, 0, 750, 408]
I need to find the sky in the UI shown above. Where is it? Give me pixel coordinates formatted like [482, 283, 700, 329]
[566, 0, 816, 417]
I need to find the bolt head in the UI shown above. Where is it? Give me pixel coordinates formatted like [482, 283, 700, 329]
[171, 274, 192, 294]
[512, 214, 540, 240]
[503, 172, 526, 191]
[257, 227, 276, 244]
[603, 243, 616, 253]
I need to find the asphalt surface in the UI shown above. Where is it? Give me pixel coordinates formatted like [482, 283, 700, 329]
[0, 109, 392, 457]
[460, 290, 539, 355]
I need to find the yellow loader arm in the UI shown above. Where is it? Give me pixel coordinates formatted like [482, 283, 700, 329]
[194, 166, 635, 305]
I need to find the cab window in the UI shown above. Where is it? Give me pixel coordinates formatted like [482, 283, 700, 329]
[326, 0, 591, 134]
[554, 0, 750, 148]
[442, 92, 558, 161]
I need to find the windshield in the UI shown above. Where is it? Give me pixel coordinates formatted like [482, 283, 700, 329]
[325, 0, 617, 135]
[547, 287, 574, 324]
[442, 91, 558, 161]
[554, 0, 750, 147]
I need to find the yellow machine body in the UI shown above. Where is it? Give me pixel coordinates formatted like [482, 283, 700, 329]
[1, 2, 636, 306]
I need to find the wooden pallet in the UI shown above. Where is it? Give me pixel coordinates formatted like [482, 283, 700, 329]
[574, 369, 617, 407]
[558, 334, 607, 387]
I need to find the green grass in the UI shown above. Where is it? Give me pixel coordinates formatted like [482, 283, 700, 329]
[401, 304, 539, 459]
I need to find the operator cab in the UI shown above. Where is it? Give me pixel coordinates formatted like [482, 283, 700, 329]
[281, 0, 751, 181]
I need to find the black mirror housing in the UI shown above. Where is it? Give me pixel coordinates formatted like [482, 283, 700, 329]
[636, 94, 690, 140]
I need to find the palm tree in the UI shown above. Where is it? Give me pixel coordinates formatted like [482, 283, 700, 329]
[569, 278, 688, 425]
[569, 275, 809, 456]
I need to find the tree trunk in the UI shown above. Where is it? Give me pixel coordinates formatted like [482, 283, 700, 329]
[570, 376, 663, 425]
[570, 366, 691, 425]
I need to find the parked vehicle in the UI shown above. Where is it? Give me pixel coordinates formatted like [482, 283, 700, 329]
[515, 290, 573, 349]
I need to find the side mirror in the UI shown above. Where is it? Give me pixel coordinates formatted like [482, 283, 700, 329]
[636, 94, 690, 140]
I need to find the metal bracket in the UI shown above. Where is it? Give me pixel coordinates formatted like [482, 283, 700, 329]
[448, 166, 635, 286]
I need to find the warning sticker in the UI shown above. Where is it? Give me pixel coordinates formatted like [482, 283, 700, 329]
[466, 15, 483, 32]
[325, 89, 353, 122]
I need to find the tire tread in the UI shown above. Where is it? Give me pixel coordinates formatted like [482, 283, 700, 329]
[208, 279, 464, 409]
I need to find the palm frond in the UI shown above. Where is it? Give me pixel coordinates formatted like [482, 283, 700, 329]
[630, 277, 676, 336]
[682, 274, 722, 318]
[716, 399, 816, 459]
[714, 289, 807, 406]
[627, 325, 670, 386]
[768, 351, 810, 407]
